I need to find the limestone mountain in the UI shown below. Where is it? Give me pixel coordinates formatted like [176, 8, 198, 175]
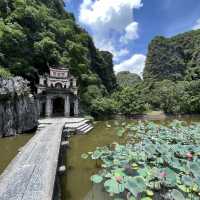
[0, 0, 117, 110]
[143, 29, 200, 81]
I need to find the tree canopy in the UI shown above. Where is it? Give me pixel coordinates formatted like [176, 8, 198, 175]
[0, 0, 117, 113]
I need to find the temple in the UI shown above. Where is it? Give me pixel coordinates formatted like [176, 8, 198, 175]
[37, 67, 79, 117]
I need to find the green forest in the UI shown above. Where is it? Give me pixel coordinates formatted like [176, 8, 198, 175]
[0, 0, 200, 116]
[0, 0, 117, 113]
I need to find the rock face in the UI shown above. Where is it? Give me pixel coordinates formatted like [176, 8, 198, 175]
[143, 29, 200, 81]
[0, 77, 39, 137]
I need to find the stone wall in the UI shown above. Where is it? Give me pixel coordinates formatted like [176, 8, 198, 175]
[0, 77, 39, 137]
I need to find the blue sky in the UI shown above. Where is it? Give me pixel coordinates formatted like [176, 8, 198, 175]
[65, 0, 200, 75]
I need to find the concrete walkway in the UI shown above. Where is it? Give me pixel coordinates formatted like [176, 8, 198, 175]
[0, 118, 67, 200]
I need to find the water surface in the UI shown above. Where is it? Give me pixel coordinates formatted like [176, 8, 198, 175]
[0, 134, 32, 174]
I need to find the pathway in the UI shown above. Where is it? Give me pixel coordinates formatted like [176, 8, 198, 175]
[0, 118, 70, 200]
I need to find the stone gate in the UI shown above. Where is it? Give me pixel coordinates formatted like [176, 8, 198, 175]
[37, 67, 79, 117]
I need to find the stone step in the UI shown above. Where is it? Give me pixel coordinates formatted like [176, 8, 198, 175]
[78, 124, 91, 132]
[64, 118, 86, 124]
[76, 123, 89, 131]
[83, 126, 93, 134]
[64, 120, 89, 129]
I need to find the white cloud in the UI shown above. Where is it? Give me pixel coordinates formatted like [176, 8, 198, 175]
[193, 18, 200, 30]
[117, 49, 130, 58]
[96, 40, 129, 62]
[114, 54, 146, 76]
[120, 22, 139, 44]
[79, 0, 142, 31]
[79, 0, 143, 59]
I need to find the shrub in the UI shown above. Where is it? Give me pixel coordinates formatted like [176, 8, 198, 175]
[0, 67, 12, 78]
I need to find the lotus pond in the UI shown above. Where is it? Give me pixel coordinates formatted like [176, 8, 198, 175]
[61, 115, 200, 200]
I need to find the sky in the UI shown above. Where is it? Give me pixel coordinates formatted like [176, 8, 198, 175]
[65, 0, 200, 76]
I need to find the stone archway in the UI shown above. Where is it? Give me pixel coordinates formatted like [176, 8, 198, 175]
[55, 82, 63, 88]
[52, 97, 65, 116]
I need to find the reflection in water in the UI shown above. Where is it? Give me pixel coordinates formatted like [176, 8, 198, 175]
[62, 115, 200, 200]
[0, 134, 32, 174]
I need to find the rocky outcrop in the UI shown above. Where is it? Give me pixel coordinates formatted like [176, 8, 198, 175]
[0, 77, 39, 137]
[143, 29, 200, 81]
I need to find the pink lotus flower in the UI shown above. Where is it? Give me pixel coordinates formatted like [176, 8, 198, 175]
[160, 172, 167, 178]
[186, 152, 193, 160]
[115, 176, 122, 182]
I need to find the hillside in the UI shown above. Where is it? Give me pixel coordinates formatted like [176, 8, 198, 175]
[116, 71, 141, 88]
[0, 0, 117, 111]
[143, 29, 200, 81]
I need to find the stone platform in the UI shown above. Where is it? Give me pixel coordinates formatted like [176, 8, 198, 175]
[64, 118, 93, 134]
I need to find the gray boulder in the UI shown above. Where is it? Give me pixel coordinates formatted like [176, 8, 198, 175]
[0, 77, 39, 137]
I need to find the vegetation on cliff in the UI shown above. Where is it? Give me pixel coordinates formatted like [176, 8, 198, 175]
[0, 67, 12, 78]
[140, 29, 200, 114]
[143, 29, 200, 81]
[0, 0, 117, 113]
[116, 71, 142, 88]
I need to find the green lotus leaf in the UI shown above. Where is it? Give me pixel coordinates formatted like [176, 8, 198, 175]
[177, 184, 188, 193]
[146, 190, 154, 196]
[113, 168, 125, 177]
[91, 149, 103, 160]
[81, 153, 89, 159]
[115, 144, 125, 152]
[169, 158, 185, 172]
[141, 197, 152, 200]
[164, 168, 177, 186]
[104, 178, 125, 194]
[189, 162, 200, 178]
[171, 189, 185, 200]
[192, 184, 199, 192]
[182, 175, 193, 186]
[90, 174, 103, 183]
[138, 168, 149, 178]
[104, 173, 112, 178]
[194, 177, 200, 187]
[144, 143, 156, 155]
[116, 127, 126, 137]
[125, 176, 146, 197]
